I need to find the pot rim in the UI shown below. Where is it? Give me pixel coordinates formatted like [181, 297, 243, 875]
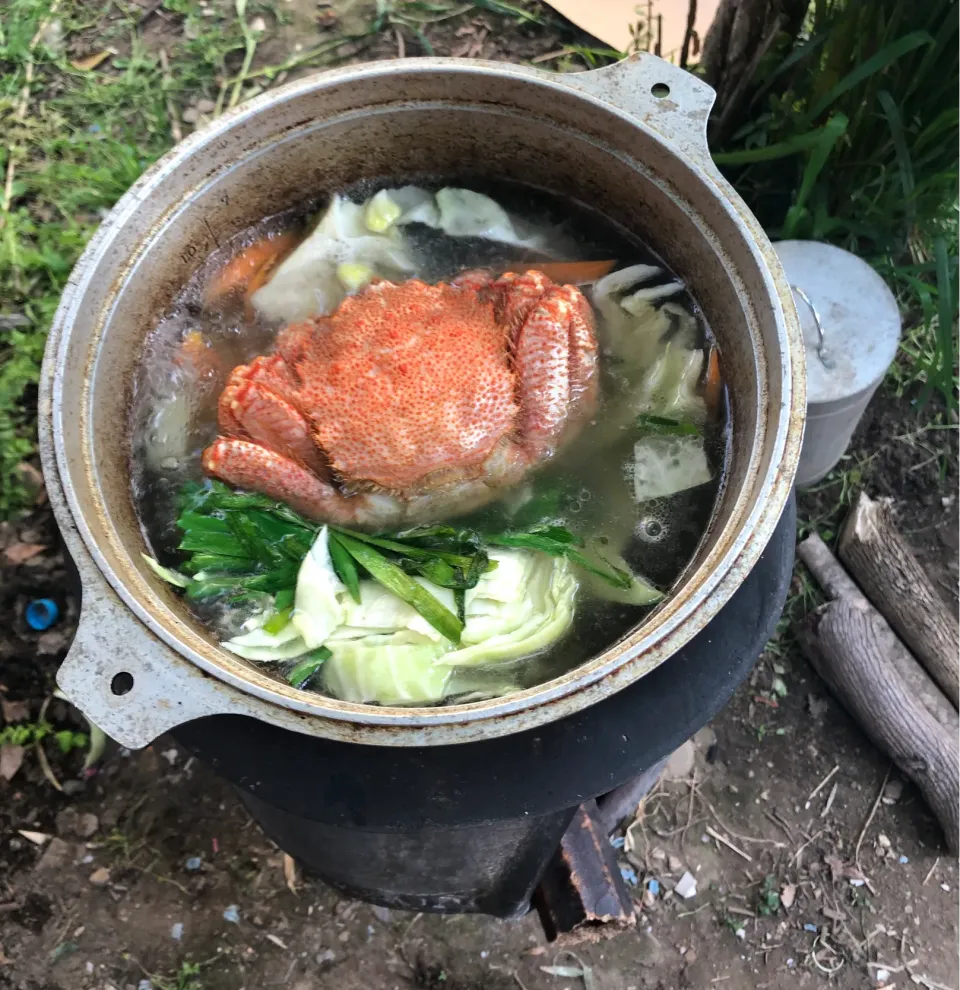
[44, 56, 805, 744]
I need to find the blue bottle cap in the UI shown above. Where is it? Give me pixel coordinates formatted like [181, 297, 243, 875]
[25, 599, 59, 631]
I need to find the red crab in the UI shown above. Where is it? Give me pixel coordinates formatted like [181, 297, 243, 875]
[201, 270, 598, 527]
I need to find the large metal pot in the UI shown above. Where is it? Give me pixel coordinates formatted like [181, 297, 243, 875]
[40, 54, 804, 750]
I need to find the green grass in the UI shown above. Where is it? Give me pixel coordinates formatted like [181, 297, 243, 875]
[153, 960, 204, 990]
[710, 0, 959, 410]
[0, 0, 360, 517]
[0, 0, 248, 515]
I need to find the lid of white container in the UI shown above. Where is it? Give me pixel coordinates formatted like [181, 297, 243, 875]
[773, 241, 901, 403]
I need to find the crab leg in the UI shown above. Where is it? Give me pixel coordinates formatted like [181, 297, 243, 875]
[514, 285, 597, 459]
[566, 288, 600, 417]
[202, 438, 401, 527]
[218, 378, 325, 476]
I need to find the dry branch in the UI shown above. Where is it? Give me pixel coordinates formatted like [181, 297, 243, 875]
[838, 493, 959, 709]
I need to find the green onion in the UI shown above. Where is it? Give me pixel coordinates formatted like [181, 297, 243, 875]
[328, 533, 362, 604]
[635, 414, 700, 436]
[179, 531, 253, 557]
[263, 606, 293, 635]
[287, 647, 331, 689]
[334, 533, 464, 644]
[274, 588, 295, 612]
[335, 526, 482, 570]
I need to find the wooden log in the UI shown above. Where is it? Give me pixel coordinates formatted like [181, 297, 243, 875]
[797, 532, 865, 602]
[839, 493, 959, 709]
[798, 534, 958, 731]
[796, 600, 959, 855]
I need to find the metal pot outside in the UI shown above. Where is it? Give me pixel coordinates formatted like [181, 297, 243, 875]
[39, 54, 805, 749]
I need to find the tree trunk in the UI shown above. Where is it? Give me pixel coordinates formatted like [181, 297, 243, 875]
[701, 0, 808, 137]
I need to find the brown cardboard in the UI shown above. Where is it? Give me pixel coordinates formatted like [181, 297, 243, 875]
[541, 0, 719, 62]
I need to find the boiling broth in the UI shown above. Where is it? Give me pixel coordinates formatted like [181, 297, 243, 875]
[130, 179, 729, 697]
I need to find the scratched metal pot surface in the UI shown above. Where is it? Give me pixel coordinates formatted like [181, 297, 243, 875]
[39, 54, 805, 749]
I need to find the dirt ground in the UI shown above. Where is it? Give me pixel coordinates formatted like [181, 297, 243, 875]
[2, 2, 959, 988]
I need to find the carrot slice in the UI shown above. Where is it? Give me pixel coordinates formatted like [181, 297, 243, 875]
[703, 346, 722, 418]
[505, 259, 617, 285]
[203, 231, 300, 309]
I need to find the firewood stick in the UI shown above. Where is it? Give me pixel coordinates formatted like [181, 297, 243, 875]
[838, 493, 959, 709]
[798, 534, 957, 731]
[796, 601, 959, 855]
[797, 532, 866, 603]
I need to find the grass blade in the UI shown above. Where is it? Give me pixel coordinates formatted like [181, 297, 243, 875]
[334, 533, 463, 644]
[796, 113, 849, 210]
[804, 30, 934, 123]
[878, 90, 915, 199]
[713, 127, 836, 165]
[782, 113, 849, 238]
[931, 234, 958, 408]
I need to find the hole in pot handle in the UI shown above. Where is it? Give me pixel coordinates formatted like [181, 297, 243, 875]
[560, 53, 717, 173]
[53, 560, 253, 749]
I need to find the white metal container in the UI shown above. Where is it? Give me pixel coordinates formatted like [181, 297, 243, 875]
[773, 240, 901, 488]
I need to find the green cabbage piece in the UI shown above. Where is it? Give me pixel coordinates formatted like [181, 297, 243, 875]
[251, 194, 416, 323]
[633, 434, 713, 503]
[221, 530, 578, 706]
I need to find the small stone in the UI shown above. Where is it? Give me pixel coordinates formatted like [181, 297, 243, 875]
[877, 833, 891, 849]
[195, 98, 216, 114]
[635, 931, 662, 967]
[182, 107, 200, 124]
[780, 883, 796, 910]
[882, 779, 903, 804]
[315, 949, 336, 968]
[56, 808, 80, 836]
[35, 837, 71, 872]
[674, 872, 697, 899]
[89, 867, 111, 886]
[338, 930, 350, 942]
[77, 813, 99, 838]
[667, 854, 684, 873]
[650, 847, 666, 862]
[684, 951, 696, 965]
[664, 741, 696, 780]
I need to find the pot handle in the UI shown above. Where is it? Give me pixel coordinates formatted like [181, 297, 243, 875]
[57, 568, 249, 749]
[562, 54, 718, 174]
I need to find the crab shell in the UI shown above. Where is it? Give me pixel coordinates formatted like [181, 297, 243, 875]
[201, 270, 598, 528]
